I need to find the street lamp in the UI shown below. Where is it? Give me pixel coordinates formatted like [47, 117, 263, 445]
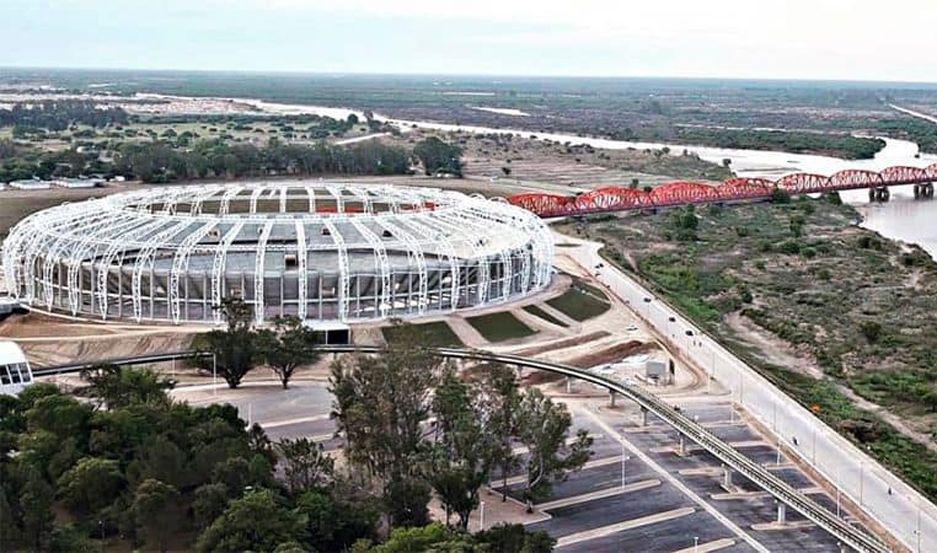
[620, 442, 630, 491]
[212, 352, 218, 396]
[694, 536, 699, 553]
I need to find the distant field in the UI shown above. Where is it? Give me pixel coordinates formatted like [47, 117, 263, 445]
[465, 311, 536, 342]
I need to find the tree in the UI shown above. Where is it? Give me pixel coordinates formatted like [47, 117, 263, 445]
[196, 489, 306, 553]
[19, 467, 55, 551]
[294, 488, 378, 552]
[192, 482, 230, 531]
[413, 137, 462, 176]
[257, 316, 320, 389]
[276, 437, 335, 494]
[480, 364, 521, 502]
[329, 335, 443, 521]
[57, 457, 125, 518]
[131, 479, 182, 552]
[515, 389, 593, 511]
[475, 524, 555, 553]
[430, 369, 490, 529]
[78, 365, 174, 410]
[193, 297, 260, 388]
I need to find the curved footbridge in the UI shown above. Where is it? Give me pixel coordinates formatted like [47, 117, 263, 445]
[36, 345, 889, 553]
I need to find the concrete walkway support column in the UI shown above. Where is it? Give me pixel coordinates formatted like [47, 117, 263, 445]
[608, 390, 616, 408]
[777, 502, 787, 525]
[723, 465, 733, 489]
[640, 406, 648, 426]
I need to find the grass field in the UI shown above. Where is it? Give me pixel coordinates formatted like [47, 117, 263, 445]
[381, 321, 463, 347]
[465, 311, 537, 342]
[546, 287, 611, 322]
[522, 304, 569, 327]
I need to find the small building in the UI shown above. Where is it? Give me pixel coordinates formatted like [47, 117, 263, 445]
[53, 177, 103, 189]
[301, 320, 351, 345]
[0, 341, 34, 396]
[9, 179, 52, 190]
[645, 359, 673, 385]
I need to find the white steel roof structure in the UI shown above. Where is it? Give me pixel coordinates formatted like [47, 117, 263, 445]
[2, 182, 553, 325]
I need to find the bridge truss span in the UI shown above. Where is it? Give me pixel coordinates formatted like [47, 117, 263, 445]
[507, 162, 937, 217]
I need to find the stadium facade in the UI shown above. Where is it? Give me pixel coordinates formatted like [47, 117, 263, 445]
[2, 183, 553, 325]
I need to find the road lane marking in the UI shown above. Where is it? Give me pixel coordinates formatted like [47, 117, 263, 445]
[537, 478, 661, 511]
[555, 506, 696, 548]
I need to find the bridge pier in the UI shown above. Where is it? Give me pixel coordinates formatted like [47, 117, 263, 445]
[640, 406, 648, 426]
[608, 390, 616, 408]
[869, 186, 890, 203]
[777, 502, 787, 525]
[914, 182, 934, 200]
[723, 465, 733, 489]
[677, 434, 686, 456]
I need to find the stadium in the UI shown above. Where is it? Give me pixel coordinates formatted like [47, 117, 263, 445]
[1, 183, 554, 325]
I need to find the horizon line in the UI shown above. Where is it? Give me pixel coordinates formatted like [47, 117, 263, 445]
[3, 65, 937, 88]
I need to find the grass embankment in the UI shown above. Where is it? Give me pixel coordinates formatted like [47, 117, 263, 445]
[546, 280, 611, 322]
[560, 195, 937, 501]
[522, 304, 569, 328]
[382, 321, 463, 347]
[466, 312, 537, 342]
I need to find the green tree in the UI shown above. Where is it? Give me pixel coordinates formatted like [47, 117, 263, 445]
[475, 523, 556, 553]
[193, 483, 230, 530]
[276, 437, 335, 494]
[193, 297, 260, 388]
[257, 316, 320, 389]
[19, 467, 55, 551]
[329, 335, 442, 526]
[430, 369, 490, 529]
[480, 364, 521, 502]
[413, 137, 462, 176]
[57, 457, 125, 518]
[295, 487, 379, 552]
[515, 389, 593, 511]
[196, 489, 306, 553]
[78, 365, 174, 410]
[131, 478, 183, 552]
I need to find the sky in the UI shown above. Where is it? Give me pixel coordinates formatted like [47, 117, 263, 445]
[2, 0, 937, 82]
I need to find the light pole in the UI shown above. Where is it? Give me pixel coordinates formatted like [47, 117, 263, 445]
[694, 536, 699, 553]
[479, 500, 486, 531]
[212, 352, 217, 396]
[620, 442, 629, 491]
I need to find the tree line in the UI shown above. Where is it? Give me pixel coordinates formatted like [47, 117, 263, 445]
[0, 100, 129, 132]
[1, 133, 462, 184]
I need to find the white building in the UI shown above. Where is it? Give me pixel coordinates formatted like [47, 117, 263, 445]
[8, 179, 52, 190]
[0, 341, 33, 396]
[53, 177, 103, 189]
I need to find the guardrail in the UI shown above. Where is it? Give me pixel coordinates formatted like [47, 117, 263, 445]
[35, 345, 887, 552]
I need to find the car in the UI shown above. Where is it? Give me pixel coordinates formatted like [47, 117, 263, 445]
[685, 330, 694, 336]
[625, 324, 639, 332]
[643, 297, 652, 303]
[668, 316, 676, 322]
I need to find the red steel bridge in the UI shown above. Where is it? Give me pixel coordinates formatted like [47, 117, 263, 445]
[507, 163, 937, 218]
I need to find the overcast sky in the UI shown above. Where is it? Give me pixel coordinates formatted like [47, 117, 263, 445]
[3, 0, 937, 82]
